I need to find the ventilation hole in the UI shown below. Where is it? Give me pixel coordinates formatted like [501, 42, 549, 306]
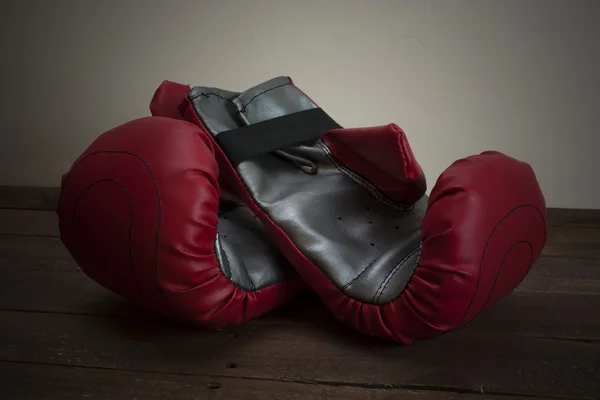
[223, 235, 227, 239]
[207, 382, 221, 389]
[370, 243, 375, 246]
[223, 216, 228, 220]
[366, 206, 371, 211]
[337, 217, 342, 221]
[226, 362, 238, 369]
[250, 228, 255, 231]
[368, 221, 372, 224]
[395, 226, 399, 230]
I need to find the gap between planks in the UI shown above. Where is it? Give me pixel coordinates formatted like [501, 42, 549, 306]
[0, 361, 560, 400]
[0, 310, 598, 399]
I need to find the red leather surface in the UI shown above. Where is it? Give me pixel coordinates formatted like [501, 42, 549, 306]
[57, 116, 304, 329]
[149, 80, 191, 120]
[322, 124, 426, 203]
[327, 150, 547, 342]
[180, 84, 547, 343]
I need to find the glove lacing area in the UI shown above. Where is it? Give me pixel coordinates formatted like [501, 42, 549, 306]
[229, 94, 424, 308]
[232, 98, 319, 176]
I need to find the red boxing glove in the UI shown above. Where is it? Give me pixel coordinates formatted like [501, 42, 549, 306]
[56, 115, 305, 329]
[174, 76, 547, 343]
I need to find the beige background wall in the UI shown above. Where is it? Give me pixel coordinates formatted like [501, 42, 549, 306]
[1, 0, 598, 209]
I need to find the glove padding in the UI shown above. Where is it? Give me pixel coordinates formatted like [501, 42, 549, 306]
[171, 76, 547, 343]
[57, 116, 305, 329]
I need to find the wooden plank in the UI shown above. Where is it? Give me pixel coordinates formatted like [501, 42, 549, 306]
[0, 186, 59, 211]
[543, 224, 600, 259]
[0, 311, 597, 399]
[470, 291, 600, 340]
[547, 207, 600, 228]
[0, 209, 58, 237]
[0, 235, 70, 260]
[0, 235, 155, 318]
[1, 255, 598, 341]
[0, 362, 542, 400]
[518, 256, 600, 294]
[1, 235, 599, 339]
[1, 245, 599, 340]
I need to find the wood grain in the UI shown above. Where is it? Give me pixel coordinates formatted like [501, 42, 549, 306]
[546, 207, 600, 228]
[1, 192, 599, 399]
[0, 310, 597, 399]
[0, 209, 58, 236]
[543, 224, 600, 259]
[1, 256, 598, 341]
[0, 362, 546, 400]
[1, 235, 599, 339]
[1, 233, 599, 335]
[0, 186, 59, 211]
[518, 256, 600, 294]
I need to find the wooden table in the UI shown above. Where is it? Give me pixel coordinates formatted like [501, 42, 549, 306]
[0, 203, 598, 399]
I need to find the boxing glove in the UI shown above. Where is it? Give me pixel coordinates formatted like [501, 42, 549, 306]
[56, 115, 306, 329]
[169, 76, 547, 343]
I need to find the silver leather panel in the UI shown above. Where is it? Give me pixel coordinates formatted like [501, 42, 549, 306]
[190, 77, 424, 305]
[186, 84, 298, 292]
[233, 76, 318, 121]
[215, 203, 296, 291]
[187, 87, 240, 134]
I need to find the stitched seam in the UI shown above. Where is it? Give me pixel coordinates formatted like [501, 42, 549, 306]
[71, 179, 142, 298]
[317, 140, 413, 212]
[186, 99, 274, 294]
[215, 228, 257, 292]
[189, 83, 292, 121]
[189, 91, 235, 104]
[389, 124, 410, 174]
[374, 242, 423, 305]
[373, 245, 421, 304]
[61, 150, 173, 314]
[239, 83, 291, 113]
[215, 232, 231, 278]
[218, 203, 260, 291]
[317, 138, 416, 294]
[373, 204, 544, 308]
[398, 133, 409, 174]
[341, 256, 379, 290]
[218, 203, 241, 215]
[459, 204, 545, 324]
[482, 240, 533, 310]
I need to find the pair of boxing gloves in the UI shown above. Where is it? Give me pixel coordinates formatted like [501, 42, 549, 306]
[57, 76, 547, 344]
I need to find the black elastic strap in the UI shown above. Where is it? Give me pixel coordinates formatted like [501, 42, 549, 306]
[215, 108, 341, 166]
